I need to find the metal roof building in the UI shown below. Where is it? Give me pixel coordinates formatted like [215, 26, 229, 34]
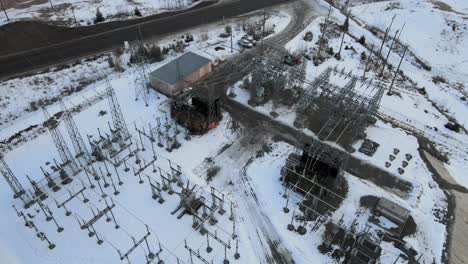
[149, 52, 212, 96]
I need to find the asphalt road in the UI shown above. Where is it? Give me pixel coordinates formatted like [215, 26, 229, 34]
[0, 0, 290, 80]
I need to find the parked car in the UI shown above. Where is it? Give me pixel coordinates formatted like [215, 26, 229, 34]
[242, 35, 257, 46]
[238, 39, 253, 48]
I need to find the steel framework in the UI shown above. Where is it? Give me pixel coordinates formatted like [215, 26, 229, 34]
[280, 67, 386, 232]
[0, 155, 27, 199]
[105, 76, 130, 140]
[297, 66, 385, 145]
[43, 108, 80, 173]
[60, 100, 91, 162]
[132, 43, 151, 106]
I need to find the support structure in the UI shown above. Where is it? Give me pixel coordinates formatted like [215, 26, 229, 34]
[281, 67, 386, 230]
[43, 108, 80, 173]
[388, 46, 408, 95]
[60, 100, 91, 162]
[316, 5, 332, 60]
[119, 229, 153, 261]
[105, 76, 130, 140]
[0, 0, 9, 21]
[375, 15, 396, 67]
[132, 42, 152, 106]
[297, 67, 384, 148]
[0, 156, 31, 205]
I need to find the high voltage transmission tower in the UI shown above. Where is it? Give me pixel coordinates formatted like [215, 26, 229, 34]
[59, 100, 91, 162]
[43, 107, 79, 173]
[0, 155, 27, 199]
[132, 42, 151, 106]
[105, 76, 130, 140]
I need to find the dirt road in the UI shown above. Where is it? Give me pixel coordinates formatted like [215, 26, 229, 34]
[223, 98, 413, 196]
[421, 150, 468, 264]
[202, 2, 314, 263]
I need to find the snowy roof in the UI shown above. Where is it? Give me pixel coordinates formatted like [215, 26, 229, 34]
[376, 198, 410, 223]
[149, 52, 211, 85]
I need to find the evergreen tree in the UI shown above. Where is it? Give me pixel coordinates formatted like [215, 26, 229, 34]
[358, 35, 366, 45]
[343, 15, 349, 32]
[134, 7, 142, 17]
[94, 8, 105, 24]
[225, 25, 232, 35]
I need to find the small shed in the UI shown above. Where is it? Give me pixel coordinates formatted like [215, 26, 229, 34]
[376, 198, 410, 226]
[149, 52, 212, 97]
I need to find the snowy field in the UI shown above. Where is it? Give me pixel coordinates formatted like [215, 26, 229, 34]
[0, 0, 467, 263]
[344, 0, 468, 189]
[225, 0, 468, 262]
[293, 0, 468, 190]
[0, 10, 296, 264]
[0, 0, 198, 26]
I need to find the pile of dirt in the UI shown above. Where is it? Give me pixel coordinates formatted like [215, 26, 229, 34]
[359, 195, 379, 208]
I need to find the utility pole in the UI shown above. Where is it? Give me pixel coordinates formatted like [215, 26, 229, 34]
[317, 5, 332, 60]
[230, 28, 233, 53]
[379, 29, 399, 76]
[336, 16, 347, 59]
[381, 22, 405, 76]
[388, 45, 407, 95]
[262, 9, 266, 53]
[48, 0, 54, 10]
[71, 5, 78, 26]
[376, 14, 396, 66]
[363, 43, 374, 79]
[0, 0, 9, 21]
[337, 2, 350, 59]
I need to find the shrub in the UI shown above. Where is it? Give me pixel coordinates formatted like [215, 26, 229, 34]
[358, 35, 366, 45]
[360, 51, 367, 61]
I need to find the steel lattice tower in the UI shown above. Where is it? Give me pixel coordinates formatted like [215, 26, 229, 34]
[297, 67, 332, 111]
[60, 100, 91, 162]
[0, 155, 26, 199]
[43, 108, 79, 172]
[132, 44, 151, 106]
[105, 76, 130, 140]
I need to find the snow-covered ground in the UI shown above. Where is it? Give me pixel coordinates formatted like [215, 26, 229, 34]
[0, 10, 290, 137]
[331, 0, 468, 189]
[0, 10, 296, 264]
[288, 0, 468, 191]
[0, 0, 466, 263]
[0, 0, 198, 26]
[228, 67, 448, 263]
[224, 1, 465, 261]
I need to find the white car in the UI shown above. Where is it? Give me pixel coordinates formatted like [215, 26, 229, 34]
[238, 39, 253, 48]
[242, 35, 257, 46]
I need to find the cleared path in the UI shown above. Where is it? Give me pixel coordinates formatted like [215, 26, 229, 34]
[422, 151, 468, 264]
